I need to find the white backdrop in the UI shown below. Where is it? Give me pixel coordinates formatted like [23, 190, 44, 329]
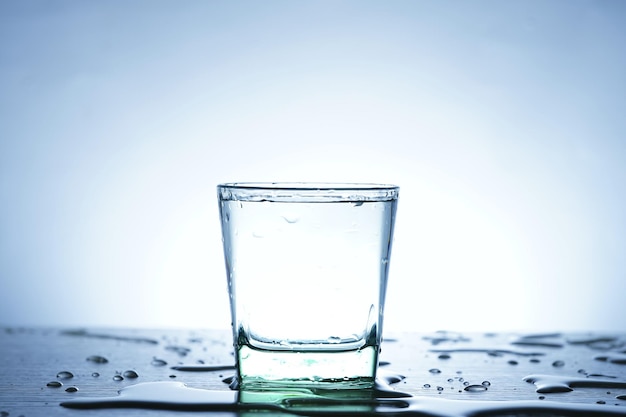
[1, 0, 625, 332]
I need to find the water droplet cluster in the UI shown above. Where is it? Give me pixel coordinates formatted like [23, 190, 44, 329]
[31, 328, 626, 414]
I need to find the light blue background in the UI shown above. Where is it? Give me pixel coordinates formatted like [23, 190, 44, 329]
[1, 0, 625, 332]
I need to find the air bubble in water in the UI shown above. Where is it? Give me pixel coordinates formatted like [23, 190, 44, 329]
[56, 371, 74, 379]
[47, 381, 62, 388]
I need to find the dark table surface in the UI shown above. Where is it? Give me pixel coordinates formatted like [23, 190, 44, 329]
[1, 327, 626, 416]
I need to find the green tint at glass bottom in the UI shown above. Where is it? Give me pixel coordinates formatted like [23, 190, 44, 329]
[237, 344, 378, 390]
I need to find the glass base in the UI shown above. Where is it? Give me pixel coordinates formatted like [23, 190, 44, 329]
[237, 344, 378, 390]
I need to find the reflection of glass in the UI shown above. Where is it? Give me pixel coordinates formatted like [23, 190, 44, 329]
[237, 386, 377, 415]
[218, 183, 399, 389]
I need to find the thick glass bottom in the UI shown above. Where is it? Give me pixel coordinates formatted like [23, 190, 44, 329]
[237, 344, 378, 390]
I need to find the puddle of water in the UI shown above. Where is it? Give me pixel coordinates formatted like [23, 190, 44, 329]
[60, 380, 626, 416]
[61, 329, 159, 344]
[170, 364, 236, 372]
[524, 374, 626, 393]
[54, 330, 626, 415]
[510, 336, 564, 348]
[567, 336, 624, 351]
[596, 353, 626, 365]
[429, 348, 545, 357]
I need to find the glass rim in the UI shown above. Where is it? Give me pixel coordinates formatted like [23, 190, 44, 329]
[217, 182, 399, 202]
[218, 182, 398, 191]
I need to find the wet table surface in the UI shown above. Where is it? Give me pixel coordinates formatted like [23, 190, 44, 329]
[1, 327, 626, 416]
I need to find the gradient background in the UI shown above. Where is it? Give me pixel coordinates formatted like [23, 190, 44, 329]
[1, 0, 625, 333]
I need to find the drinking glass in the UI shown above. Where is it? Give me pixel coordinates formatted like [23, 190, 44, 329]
[217, 182, 399, 389]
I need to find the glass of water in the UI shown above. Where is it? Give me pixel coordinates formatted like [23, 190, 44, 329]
[217, 183, 399, 389]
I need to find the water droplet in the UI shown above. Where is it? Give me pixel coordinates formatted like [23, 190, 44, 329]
[463, 381, 470, 386]
[423, 383, 431, 388]
[47, 381, 62, 388]
[379, 370, 405, 385]
[482, 380, 491, 387]
[447, 378, 453, 383]
[438, 353, 451, 360]
[113, 375, 124, 381]
[165, 346, 191, 357]
[429, 368, 441, 374]
[552, 360, 565, 367]
[86, 355, 108, 364]
[436, 386, 444, 391]
[539, 395, 545, 400]
[91, 372, 100, 377]
[530, 358, 541, 363]
[56, 371, 74, 379]
[282, 214, 300, 223]
[151, 358, 167, 366]
[169, 374, 177, 378]
[123, 370, 139, 379]
[464, 384, 488, 392]
[65, 386, 78, 393]
[597, 400, 606, 404]
[508, 360, 518, 365]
